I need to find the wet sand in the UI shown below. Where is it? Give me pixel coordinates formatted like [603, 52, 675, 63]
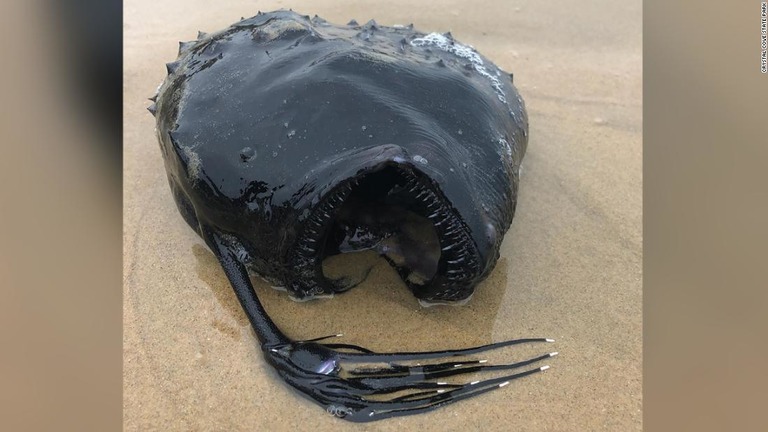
[124, 1, 641, 430]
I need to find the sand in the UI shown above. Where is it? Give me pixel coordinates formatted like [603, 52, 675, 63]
[124, 0, 641, 430]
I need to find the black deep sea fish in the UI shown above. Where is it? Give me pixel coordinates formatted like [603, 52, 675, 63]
[150, 10, 556, 422]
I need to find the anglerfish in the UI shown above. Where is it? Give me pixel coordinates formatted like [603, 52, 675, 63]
[149, 10, 555, 422]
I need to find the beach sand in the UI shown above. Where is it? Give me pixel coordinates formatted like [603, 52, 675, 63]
[124, 0, 641, 430]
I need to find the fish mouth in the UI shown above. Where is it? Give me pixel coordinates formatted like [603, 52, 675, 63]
[290, 161, 481, 303]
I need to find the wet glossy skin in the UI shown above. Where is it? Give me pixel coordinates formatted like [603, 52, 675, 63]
[150, 10, 554, 422]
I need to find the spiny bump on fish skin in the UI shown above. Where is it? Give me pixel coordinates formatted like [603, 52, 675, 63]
[197, 31, 207, 39]
[178, 41, 195, 55]
[363, 19, 378, 30]
[436, 59, 447, 67]
[509, 72, 514, 82]
[311, 15, 328, 25]
[347, 19, 358, 27]
[148, 94, 157, 102]
[399, 38, 408, 51]
[147, 103, 157, 116]
[166, 61, 180, 74]
[443, 31, 454, 41]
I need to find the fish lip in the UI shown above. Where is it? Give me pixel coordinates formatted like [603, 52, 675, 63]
[287, 154, 481, 302]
